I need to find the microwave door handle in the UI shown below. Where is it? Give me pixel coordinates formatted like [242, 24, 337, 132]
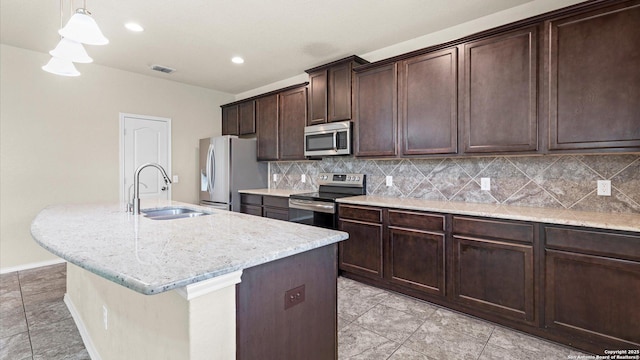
[333, 132, 338, 151]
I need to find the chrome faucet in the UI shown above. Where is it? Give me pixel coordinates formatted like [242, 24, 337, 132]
[130, 163, 172, 215]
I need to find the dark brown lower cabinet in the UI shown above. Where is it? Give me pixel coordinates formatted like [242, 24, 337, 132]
[239, 194, 289, 221]
[337, 204, 640, 355]
[452, 216, 536, 324]
[387, 209, 446, 297]
[263, 195, 289, 221]
[236, 244, 337, 360]
[544, 226, 640, 352]
[452, 235, 535, 323]
[338, 205, 383, 279]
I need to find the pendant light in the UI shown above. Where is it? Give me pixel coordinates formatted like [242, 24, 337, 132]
[42, 0, 107, 77]
[59, 8, 109, 46]
[42, 57, 81, 77]
[49, 38, 93, 63]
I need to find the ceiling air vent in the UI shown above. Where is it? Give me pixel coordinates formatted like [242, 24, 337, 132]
[150, 64, 175, 74]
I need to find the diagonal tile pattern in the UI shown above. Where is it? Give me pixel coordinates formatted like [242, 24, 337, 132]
[270, 154, 640, 213]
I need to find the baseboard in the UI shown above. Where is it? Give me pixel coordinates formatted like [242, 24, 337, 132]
[0, 258, 66, 274]
[64, 294, 102, 360]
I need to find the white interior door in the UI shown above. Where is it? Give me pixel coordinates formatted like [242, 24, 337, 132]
[120, 113, 171, 205]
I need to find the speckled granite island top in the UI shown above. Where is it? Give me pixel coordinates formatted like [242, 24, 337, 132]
[337, 196, 640, 233]
[30, 201, 348, 295]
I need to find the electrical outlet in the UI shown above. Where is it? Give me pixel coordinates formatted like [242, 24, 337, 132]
[102, 305, 108, 330]
[284, 285, 305, 310]
[301, 174, 306, 183]
[597, 180, 611, 196]
[481, 177, 491, 191]
[272, 174, 278, 182]
[172, 175, 179, 183]
[386, 176, 393, 187]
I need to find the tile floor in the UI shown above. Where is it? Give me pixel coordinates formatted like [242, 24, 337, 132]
[1, 264, 588, 360]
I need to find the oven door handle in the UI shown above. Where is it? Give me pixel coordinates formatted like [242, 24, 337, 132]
[288, 199, 335, 214]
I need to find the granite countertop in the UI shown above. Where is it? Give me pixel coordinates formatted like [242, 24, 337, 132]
[337, 196, 640, 233]
[31, 200, 347, 295]
[238, 188, 309, 197]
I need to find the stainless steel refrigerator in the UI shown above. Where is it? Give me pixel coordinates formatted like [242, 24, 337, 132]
[199, 136, 267, 211]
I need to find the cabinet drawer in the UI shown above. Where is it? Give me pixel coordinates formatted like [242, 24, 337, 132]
[241, 194, 262, 206]
[338, 205, 382, 223]
[388, 210, 445, 232]
[453, 216, 533, 243]
[263, 195, 289, 209]
[545, 226, 640, 262]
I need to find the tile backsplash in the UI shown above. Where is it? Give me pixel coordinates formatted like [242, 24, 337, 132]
[269, 154, 640, 214]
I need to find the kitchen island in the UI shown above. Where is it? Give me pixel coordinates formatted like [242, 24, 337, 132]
[30, 200, 348, 360]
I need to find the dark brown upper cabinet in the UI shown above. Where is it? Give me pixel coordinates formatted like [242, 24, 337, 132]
[353, 63, 398, 157]
[399, 47, 458, 155]
[222, 100, 256, 136]
[222, 105, 239, 136]
[546, 1, 640, 151]
[256, 94, 279, 161]
[306, 56, 369, 126]
[462, 26, 539, 154]
[279, 86, 308, 160]
[238, 101, 256, 135]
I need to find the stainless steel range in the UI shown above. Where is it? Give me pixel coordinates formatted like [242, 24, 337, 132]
[288, 173, 366, 229]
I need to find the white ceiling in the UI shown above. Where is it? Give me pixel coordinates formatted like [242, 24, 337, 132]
[1, 0, 533, 94]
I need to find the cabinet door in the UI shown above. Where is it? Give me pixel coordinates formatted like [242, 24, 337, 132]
[222, 105, 239, 135]
[547, 2, 640, 151]
[399, 48, 458, 155]
[263, 207, 289, 221]
[545, 250, 640, 350]
[328, 62, 352, 122]
[239, 101, 256, 135]
[241, 204, 262, 217]
[339, 219, 384, 279]
[308, 70, 328, 125]
[279, 86, 307, 160]
[388, 227, 445, 297]
[462, 26, 538, 153]
[354, 64, 397, 157]
[256, 95, 279, 161]
[453, 235, 535, 323]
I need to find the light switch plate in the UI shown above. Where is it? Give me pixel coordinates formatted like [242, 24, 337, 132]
[597, 180, 611, 196]
[386, 176, 393, 187]
[481, 177, 491, 191]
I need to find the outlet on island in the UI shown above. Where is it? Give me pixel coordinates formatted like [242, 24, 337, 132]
[284, 284, 305, 310]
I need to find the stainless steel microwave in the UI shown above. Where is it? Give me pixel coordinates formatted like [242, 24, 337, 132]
[304, 121, 351, 157]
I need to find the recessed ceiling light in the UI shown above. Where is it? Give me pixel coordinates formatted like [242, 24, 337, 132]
[125, 22, 144, 32]
[231, 56, 244, 64]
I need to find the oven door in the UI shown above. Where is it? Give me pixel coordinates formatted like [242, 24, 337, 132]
[288, 199, 337, 229]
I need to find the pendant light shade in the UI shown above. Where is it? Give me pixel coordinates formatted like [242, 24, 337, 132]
[42, 57, 81, 77]
[49, 38, 93, 63]
[58, 8, 109, 45]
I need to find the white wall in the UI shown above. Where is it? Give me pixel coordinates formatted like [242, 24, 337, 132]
[0, 44, 234, 270]
[234, 0, 586, 100]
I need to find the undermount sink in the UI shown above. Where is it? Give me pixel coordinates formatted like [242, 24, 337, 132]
[141, 207, 210, 221]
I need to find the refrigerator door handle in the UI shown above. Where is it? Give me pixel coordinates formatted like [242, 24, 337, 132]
[209, 144, 216, 192]
[206, 144, 213, 191]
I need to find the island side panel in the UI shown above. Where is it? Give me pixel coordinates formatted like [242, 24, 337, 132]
[65, 264, 238, 360]
[236, 243, 338, 360]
